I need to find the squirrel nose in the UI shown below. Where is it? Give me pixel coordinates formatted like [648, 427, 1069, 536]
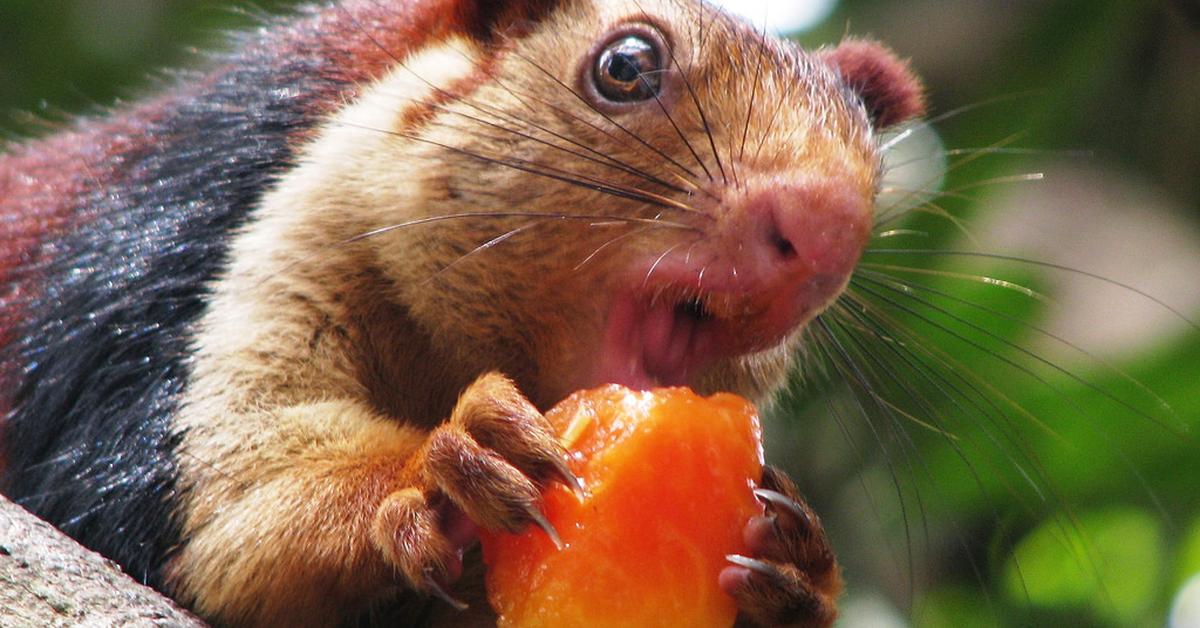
[740, 177, 872, 286]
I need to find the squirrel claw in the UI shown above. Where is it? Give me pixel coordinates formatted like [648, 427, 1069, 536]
[422, 568, 469, 611]
[525, 503, 564, 550]
[728, 467, 841, 627]
[753, 488, 812, 529]
[726, 554, 786, 582]
[550, 456, 586, 497]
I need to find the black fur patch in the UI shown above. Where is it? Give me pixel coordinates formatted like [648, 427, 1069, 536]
[1, 14, 367, 590]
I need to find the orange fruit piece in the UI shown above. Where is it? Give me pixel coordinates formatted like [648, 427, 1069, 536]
[480, 385, 764, 628]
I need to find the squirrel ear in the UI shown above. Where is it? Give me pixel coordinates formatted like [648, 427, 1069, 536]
[820, 39, 925, 129]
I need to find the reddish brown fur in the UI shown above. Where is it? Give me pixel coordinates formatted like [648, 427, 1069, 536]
[820, 39, 926, 129]
[0, 0, 530, 463]
[0, 0, 477, 370]
[163, 2, 928, 621]
[1, 1, 928, 625]
[0, 117, 149, 415]
[399, 53, 507, 132]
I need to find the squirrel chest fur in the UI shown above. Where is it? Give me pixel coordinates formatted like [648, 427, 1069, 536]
[0, 0, 925, 625]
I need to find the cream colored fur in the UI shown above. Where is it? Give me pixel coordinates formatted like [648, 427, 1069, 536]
[170, 1, 883, 624]
[172, 37, 491, 626]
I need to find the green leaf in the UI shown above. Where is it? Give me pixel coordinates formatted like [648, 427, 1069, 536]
[1004, 507, 1164, 624]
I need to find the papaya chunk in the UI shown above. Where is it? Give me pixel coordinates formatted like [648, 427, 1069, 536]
[481, 385, 765, 627]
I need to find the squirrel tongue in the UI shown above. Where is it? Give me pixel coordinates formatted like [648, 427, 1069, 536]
[641, 300, 695, 387]
[596, 295, 709, 391]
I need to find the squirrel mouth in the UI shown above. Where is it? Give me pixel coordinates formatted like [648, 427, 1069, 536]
[597, 291, 724, 390]
[595, 278, 817, 391]
[593, 257, 856, 391]
[637, 295, 720, 386]
[591, 177, 871, 391]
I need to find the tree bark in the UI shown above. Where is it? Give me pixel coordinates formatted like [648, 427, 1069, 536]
[0, 495, 206, 627]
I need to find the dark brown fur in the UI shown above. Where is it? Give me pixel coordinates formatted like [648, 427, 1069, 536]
[0, 1, 924, 626]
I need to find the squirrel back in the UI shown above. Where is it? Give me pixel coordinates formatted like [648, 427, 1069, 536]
[0, 0, 924, 624]
[0, 0, 525, 586]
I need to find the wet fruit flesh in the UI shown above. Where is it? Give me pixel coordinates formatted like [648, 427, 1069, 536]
[481, 385, 764, 627]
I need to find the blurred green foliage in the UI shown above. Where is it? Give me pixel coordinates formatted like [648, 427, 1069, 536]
[791, 2, 1200, 625]
[0, 0, 296, 126]
[1, 0, 1197, 626]
[1004, 508, 1164, 624]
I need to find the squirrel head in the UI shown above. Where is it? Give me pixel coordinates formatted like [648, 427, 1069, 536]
[248, 0, 927, 411]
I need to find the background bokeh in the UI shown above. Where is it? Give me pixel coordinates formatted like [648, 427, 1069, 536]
[2, 1, 1198, 626]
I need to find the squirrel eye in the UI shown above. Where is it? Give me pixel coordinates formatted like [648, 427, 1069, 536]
[593, 35, 663, 103]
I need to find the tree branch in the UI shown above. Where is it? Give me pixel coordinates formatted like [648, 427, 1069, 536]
[0, 495, 206, 627]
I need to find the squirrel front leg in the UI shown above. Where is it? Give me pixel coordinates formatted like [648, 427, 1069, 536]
[375, 373, 578, 599]
[170, 373, 572, 628]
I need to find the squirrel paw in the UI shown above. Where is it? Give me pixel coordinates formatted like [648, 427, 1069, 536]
[722, 466, 842, 628]
[372, 373, 576, 607]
